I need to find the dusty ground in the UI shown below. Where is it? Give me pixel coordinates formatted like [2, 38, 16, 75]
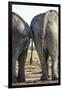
[13, 49, 59, 86]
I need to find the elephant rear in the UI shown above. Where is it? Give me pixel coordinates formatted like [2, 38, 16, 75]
[12, 12, 31, 58]
[45, 10, 58, 58]
[30, 10, 59, 80]
[12, 12, 31, 83]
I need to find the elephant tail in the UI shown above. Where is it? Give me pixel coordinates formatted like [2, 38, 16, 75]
[30, 38, 33, 65]
[30, 24, 34, 66]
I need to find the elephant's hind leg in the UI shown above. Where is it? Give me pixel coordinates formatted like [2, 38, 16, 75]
[12, 57, 17, 83]
[52, 56, 58, 80]
[40, 50, 49, 80]
[17, 49, 27, 82]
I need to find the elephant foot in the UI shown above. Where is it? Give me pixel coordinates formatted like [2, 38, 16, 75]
[12, 76, 17, 83]
[12, 80, 17, 83]
[40, 75, 48, 81]
[52, 76, 58, 80]
[52, 74, 58, 80]
[17, 76, 25, 82]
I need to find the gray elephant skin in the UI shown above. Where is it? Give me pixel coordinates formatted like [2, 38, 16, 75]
[30, 10, 59, 80]
[12, 12, 31, 83]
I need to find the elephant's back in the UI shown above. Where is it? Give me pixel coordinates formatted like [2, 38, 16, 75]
[12, 12, 28, 35]
[31, 10, 58, 32]
[12, 12, 31, 38]
[12, 12, 26, 46]
[30, 13, 46, 33]
[46, 10, 58, 42]
[47, 10, 58, 26]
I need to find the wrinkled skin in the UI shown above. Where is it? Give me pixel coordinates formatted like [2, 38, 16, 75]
[12, 12, 31, 83]
[30, 10, 59, 80]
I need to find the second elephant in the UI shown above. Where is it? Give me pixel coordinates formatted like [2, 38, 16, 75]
[30, 10, 59, 80]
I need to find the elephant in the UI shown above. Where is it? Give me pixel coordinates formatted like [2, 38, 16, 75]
[12, 12, 31, 83]
[30, 10, 59, 80]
